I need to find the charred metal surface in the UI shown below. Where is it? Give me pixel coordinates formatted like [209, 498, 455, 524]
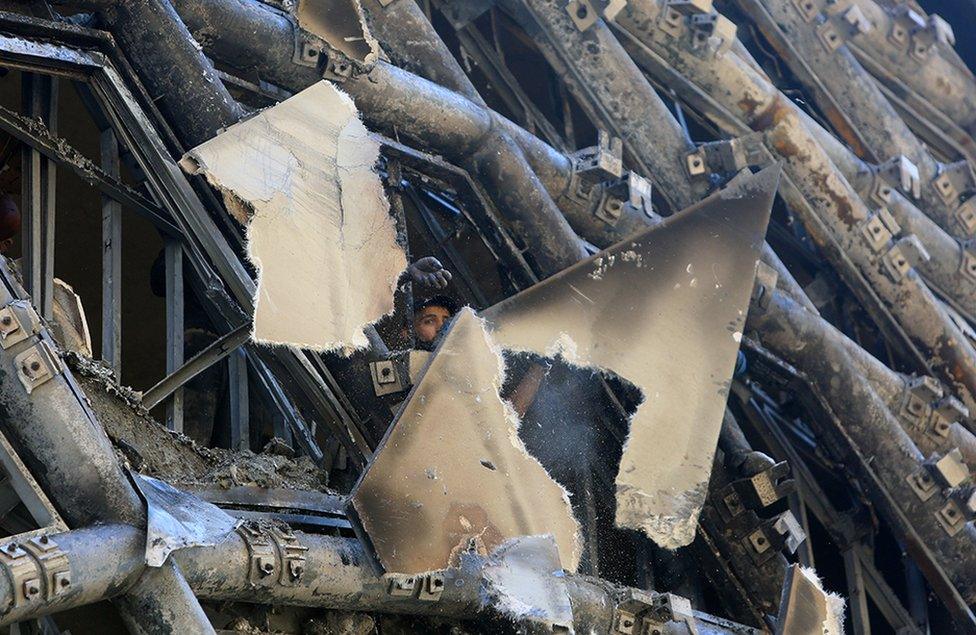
[3, 0, 976, 632]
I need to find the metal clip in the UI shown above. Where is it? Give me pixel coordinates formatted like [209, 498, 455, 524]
[572, 131, 624, 190]
[743, 511, 805, 564]
[418, 572, 445, 601]
[0, 301, 41, 350]
[838, 4, 871, 37]
[907, 466, 939, 501]
[732, 461, 794, 509]
[687, 133, 766, 177]
[816, 21, 844, 51]
[387, 573, 418, 596]
[22, 535, 70, 600]
[269, 525, 308, 586]
[877, 156, 921, 200]
[900, 375, 942, 425]
[929, 396, 968, 440]
[932, 448, 970, 488]
[612, 588, 657, 634]
[791, 0, 820, 22]
[934, 161, 976, 206]
[960, 241, 976, 284]
[881, 243, 912, 282]
[859, 212, 896, 253]
[936, 498, 967, 536]
[688, 12, 736, 57]
[565, 0, 627, 31]
[14, 340, 62, 394]
[370, 359, 405, 397]
[888, 6, 925, 47]
[895, 234, 930, 268]
[0, 541, 41, 607]
[237, 523, 277, 584]
[910, 14, 954, 60]
[952, 198, 976, 236]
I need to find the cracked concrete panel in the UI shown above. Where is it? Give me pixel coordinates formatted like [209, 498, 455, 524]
[181, 81, 406, 351]
[350, 308, 581, 574]
[775, 565, 846, 635]
[482, 166, 779, 549]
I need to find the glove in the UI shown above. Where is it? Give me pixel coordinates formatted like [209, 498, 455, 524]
[408, 256, 453, 289]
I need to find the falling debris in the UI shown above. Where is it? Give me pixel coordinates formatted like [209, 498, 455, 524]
[482, 166, 778, 548]
[181, 81, 407, 351]
[349, 308, 580, 574]
[775, 565, 846, 635]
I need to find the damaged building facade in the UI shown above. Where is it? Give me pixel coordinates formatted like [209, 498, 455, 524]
[0, 0, 973, 632]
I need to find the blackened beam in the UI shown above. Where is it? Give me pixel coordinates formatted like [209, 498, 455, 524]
[0, 522, 760, 635]
[736, 0, 974, 242]
[0, 252, 213, 631]
[141, 322, 249, 410]
[746, 285, 976, 624]
[91, 0, 243, 151]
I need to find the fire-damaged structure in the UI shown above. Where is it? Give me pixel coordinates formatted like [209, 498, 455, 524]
[0, 0, 972, 632]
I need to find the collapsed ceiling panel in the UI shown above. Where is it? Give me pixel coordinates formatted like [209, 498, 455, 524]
[180, 80, 406, 351]
[482, 166, 779, 549]
[349, 308, 580, 574]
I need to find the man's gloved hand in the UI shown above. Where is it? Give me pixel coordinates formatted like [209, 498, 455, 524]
[408, 256, 453, 289]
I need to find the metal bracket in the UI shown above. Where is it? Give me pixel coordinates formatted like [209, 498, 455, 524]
[688, 12, 736, 58]
[858, 208, 900, 253]
[385, 571, 445, 602]
[236, 522, 308, 587]
[686, 133, 765, 178]
[888, 6, 926, 47]
[932, 448, 970, 488]
[566, 0, 628, 31]
[596, 172, 653, 226]
[907, 466, 938, 501]
[900, 375, 942, 426]
[928, 396, 968, 440]
[881, 243, 912, 282]
[961, 242, 976, 288]
[877, 156, 921, 200]
[790, 0, 821, 22]
[743, 510, 805, 564]
[933, 161, 976, 206]
[21, 535, 70, 601]
[0, 300, 41, 350]
[572, 131, 624, 190]
[14, 339, 62, 394]
[936, 498, 967, 536]
[370, 359, 405, 397]
[612, 589, 698, 635]
[0, 541, 41, 607]
[909, 14, 954, 61]
[952, 197, 976, 237]
[816, 21, 844, 52]
[731, 461, 794, 510]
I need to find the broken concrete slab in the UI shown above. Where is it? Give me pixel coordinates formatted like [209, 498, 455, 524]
[775, 565, 846, 635]
[349, 308, 580, 574]
[181, 81, 407, 351]
[482, 166, 779, 549]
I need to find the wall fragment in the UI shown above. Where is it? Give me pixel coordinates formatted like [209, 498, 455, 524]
[181, 81, 406, 351]
[482, 166, 779, 549]
[349, 308, 580, 574]
[775, 565, 846, 635]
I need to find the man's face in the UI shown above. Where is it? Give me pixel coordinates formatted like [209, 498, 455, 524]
[414, 305, 452, 344]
